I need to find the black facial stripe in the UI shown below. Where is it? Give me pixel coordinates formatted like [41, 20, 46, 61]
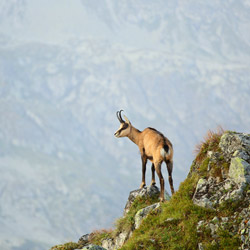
[120, 123, 128, 132]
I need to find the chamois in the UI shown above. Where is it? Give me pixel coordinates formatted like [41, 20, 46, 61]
[114, 110, 174, 201]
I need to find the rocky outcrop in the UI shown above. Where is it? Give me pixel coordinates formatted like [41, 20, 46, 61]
[124, 185, 170, 214]
[193, 132, 250, 209]
[192, 131, 250, 249]
[79, 185, 169, 250]
[100, 186, 169, 250]
[192, 176, 246, 209]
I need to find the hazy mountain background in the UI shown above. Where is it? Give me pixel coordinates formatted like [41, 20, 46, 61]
[0, 0, 249, 249]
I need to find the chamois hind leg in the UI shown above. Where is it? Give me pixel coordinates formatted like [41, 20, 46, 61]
[150, 163, 156, 186]
[155, 162, 165, 202]
[165, 160, 174, 195]
[140, 155, 147, 189]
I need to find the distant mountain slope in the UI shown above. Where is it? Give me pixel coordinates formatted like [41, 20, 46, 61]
[0, 1, 250, 249]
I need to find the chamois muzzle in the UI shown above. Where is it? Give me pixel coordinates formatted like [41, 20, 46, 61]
[114, 131, 120, 137]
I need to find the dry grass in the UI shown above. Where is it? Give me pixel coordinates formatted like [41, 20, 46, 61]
[194, 126, 225, 163]
[89, 228, 113, 245]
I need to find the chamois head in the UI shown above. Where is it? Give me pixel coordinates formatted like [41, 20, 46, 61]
[114, 110, 131, 138]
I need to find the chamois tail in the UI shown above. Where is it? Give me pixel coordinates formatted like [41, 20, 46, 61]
[160, 144, 170, 158]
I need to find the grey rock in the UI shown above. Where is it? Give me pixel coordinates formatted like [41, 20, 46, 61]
[114, 231, 130, 249]
[241, 235, 245, 242]
[101, 239, 114, 250]
[165, 218, 175, 222]
[198, 242, 204, 250]
[193, 178, 213, 208]
[194, 197, 214, 209]
[78, 234, 90, 245]
[209, 223, 218, 236]
[197, 220, 205, 233]
[193, 175, 246, 209]
[230, 188, 244, 200]
[233, 150, 250, 162]
[224, 181, 232, 190]
[212, 216, 219, 224]
[101, 230, 131, 250]
[229, 157, 250, 185]
[81, 244, 107, 250]
[134, 202, 160, 229]
[221, 217, 229, 223]
[219, 132, 250, 162]
[124, 185, 170, 214]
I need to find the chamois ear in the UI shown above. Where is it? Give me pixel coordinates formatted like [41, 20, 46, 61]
[123, 115, 131, 125]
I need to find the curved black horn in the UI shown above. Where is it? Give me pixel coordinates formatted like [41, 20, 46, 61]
[116, 111, 121, 122]
[119, 110, 125, 123]
[116, 110, 125, 123]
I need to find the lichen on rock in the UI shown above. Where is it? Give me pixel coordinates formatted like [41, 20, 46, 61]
[219, 132, 250, 162]
[229, 157, 250, 184]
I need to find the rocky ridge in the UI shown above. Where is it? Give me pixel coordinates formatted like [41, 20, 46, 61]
[50, 131, 250, 250]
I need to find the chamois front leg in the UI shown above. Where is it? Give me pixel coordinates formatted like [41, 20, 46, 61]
[140, 155, 147, 189]
[150, 163, 156, 186]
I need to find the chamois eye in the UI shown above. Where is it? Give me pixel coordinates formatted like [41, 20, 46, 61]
[120, 123, 128, 131]
[123, 124, 128, 129]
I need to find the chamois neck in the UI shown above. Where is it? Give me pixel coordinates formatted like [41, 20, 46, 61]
[127, 126, 141, 145]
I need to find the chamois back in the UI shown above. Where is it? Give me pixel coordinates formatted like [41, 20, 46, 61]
[140, 127, 172, 162]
